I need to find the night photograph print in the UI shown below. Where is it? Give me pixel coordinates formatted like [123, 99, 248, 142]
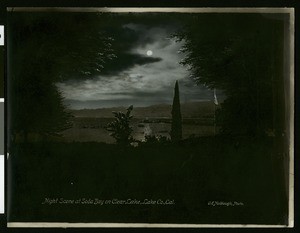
[7, 8, 294, 227]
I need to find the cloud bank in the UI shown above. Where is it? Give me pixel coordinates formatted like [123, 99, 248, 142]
[57, 20, 217, 109]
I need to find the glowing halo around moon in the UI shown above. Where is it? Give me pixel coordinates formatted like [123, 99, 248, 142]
[146, 50, 153, 56]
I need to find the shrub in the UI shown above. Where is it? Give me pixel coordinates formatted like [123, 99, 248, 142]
[106, 105, 134, 145]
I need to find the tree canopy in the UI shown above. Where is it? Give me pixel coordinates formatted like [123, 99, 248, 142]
[174, 14, 286, 136]
[8, 12, 117, 141]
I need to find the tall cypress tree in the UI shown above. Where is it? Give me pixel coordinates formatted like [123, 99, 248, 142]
[171, 80, 182, 142]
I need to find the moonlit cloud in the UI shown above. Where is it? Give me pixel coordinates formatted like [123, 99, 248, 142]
[57, 21, 218, 109]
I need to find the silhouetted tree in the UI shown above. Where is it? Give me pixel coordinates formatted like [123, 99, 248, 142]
[171, 81, 182, 142]
[174, 14, 286, 137]
[8, 13, 116, 142]
[106, 105, 134, 145]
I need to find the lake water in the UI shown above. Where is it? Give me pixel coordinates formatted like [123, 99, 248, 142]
[62, 117, 218, 143]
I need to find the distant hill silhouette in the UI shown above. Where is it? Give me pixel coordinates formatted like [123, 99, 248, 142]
[70, 101, 215, 118]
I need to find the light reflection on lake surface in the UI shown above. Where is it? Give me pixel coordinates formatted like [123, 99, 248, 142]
[62, 117, 218, 143]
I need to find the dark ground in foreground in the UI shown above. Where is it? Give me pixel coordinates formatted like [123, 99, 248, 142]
[8, 136, 288, 224]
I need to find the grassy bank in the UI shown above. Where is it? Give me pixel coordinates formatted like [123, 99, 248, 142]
[8, 136, 287, 224]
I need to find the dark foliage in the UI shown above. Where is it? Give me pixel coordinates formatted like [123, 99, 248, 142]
[7, 13, 117, 141]
[106, 105, 134, 145]
[142, 135, 171, 146]
[171, 80, 182, 142]
[174, 14, 286, 137]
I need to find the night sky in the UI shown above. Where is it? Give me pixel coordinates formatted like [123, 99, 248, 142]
[56, 14, 221, 109]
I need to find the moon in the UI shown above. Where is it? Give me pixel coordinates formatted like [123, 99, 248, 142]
[146, 50, 153, 56]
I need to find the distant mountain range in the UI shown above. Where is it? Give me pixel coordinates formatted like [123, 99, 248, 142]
[70, 101, 216, 118]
